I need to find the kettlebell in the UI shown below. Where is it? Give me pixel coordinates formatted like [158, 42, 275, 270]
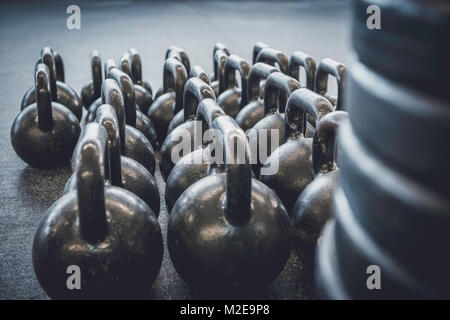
[252, 41, 270, 64]
[107, 67, 157, 148]
[64, 104, 160, 215]
[292, 110, 348, 255]
[168, 115, 291, 294]
[211, 43, 230, 96]
[315, 58, 346, 110]
[235, 62, 279, 131]
[11, 63, 81, 168]
[119, 50, 154, 115]
[81, 50, 102, 110]
[128, 48, 153, 94]
[101, 79, 156, 174]
[165, 98, 226, 211]
[21, 47, 83, 121]
[148, 57, 188, 146]
[216, 54, 250, 118]
[32, 122, 163, 299]
[167, 65, 212, 134]
[53, 50, 65, 82]
[246, 72, 300, 176]
[159, 77, 216, 180]
[260, 88, 333, 213]
[288, 51, 317, 90]
[255, 47, 289, 74]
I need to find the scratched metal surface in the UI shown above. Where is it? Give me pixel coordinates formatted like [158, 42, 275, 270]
[0, 0, 351, 299]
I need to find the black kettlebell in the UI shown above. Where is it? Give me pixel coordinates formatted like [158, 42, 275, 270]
[11, 63, 81, 168]
[292, 111, 348, 255]
[165, 98, 226, 211]
[260, 88, 333, 213]
[64, 104, 160, 215]
[288, 51, 317, 90]
[21, 47, 83, 121]
[119, 50, 154, 115]
[235, 62, 279, 131]
[255, 47, 289, 74]
[159, 77, 216, 180]
[246, 72, 300, 176]
[148, 57, 188, 146]
[168, 115, 291, 294]
[81, 50, 102, 110]
[107, 67, 157, 149]
[211, 44, 230, 96]
[53, 50, 65, 82]
[167, 65, 212, 133]
[216, 54, 250, 118]
[33, 122, 163, 299]
[315, 58, 346, 110]
[128, 48, 153, 94]
[101, 79, 156, 174]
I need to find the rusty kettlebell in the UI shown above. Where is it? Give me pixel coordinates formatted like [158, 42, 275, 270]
[292, 110, 348, 255]
[315, 58, 346, 110]
[235, 62, 279, 131]
[148, 57, 188, 146]
[101, 79, 155, 174]
[255, 46, 289, 99]
[168, 115, 290, 294]
[159, 77, 215, 180]
[33, 122, 163, 299]
[21, 47, 83, 121]
[11, 63, 81, 168]
[289, 51, 317, 90]
[64, 104, 160, 215]
[216, 54, 250, 118]
[260, 88, 333, 213]
[81, 50, 102, 110]
[165, 98, 226, 211]
[167, 65, 212, 133]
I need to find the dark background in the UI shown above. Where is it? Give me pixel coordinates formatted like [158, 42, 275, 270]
[0, 0, 351, 299]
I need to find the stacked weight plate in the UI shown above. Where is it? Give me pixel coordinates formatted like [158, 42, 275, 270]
[316, 0, 450, 299]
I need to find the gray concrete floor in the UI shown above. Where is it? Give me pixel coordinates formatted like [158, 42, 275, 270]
[0, 0, 351, 299]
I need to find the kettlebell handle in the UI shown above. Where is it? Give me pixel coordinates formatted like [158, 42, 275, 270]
[263, 72, 300, 115]
[165, 46, 191, 75]
[223, 55, 250, 106]
[182, 78, 216, 121]
[40, 47, 58, 101]
[252, 41, 270, 64]
[34, 63, 53, 131]
[119, 52, 133, 79]
[247, 63, 279, 102]
[101, 79, 126, 152]
[107, 68, 137, 128]
[53, 50, 65, 83]
[212, 43, 230, 80]
[104, 59, 117, 79]
[214, 50, 228, 95]
[75, 123, 108, 243]
[96, 104, 123, 188]
[163, 57, 188, 113]
[314, 58, 346, 110]
[212, 116, 252, 225]
[128, 48, 144, 85]
[256, 47, 289, 74]
[90, 50, 102, 99]
[190, 65, 211, 85]
[285, 88, 334, 139]
[312, 111, 348, 176]
[196, 98, 226, 133]
[288, 51, 317, 91]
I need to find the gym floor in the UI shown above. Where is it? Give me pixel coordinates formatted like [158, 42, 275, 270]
[0, 0, 351, 299]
